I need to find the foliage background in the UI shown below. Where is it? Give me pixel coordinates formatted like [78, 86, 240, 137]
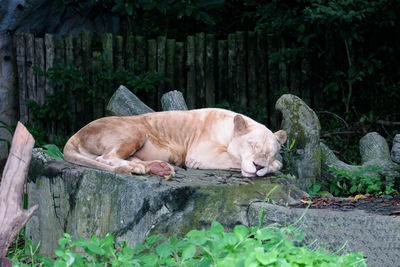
[30, 0, 400, 164]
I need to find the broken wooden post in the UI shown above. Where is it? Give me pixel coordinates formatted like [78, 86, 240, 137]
[0, 122, 38, 265]
[161, 90, 188, 111]
[106, 85, 155, 116]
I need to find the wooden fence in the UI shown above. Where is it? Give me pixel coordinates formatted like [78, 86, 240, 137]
[12, 30, 315, 138]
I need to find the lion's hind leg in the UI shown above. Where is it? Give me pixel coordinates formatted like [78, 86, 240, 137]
[96, 153, 175, 179]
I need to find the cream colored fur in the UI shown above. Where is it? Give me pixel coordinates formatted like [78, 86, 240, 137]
[63, 108, 287, 179]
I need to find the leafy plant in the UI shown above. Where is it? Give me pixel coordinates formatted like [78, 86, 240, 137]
[8, 229, 41, 266]
[42, 144, 65, 160]
[325, 165, 397, 197]
[308, 183, 321, 196]
[36, 220, 367, 267]
[279, 139, 303, 175]
[28, 58, 167, 148]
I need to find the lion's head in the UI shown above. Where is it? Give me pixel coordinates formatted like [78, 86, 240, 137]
[228, 115, 287, 177]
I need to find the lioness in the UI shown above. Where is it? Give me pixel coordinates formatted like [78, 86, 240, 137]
[64, 108, 287, 178]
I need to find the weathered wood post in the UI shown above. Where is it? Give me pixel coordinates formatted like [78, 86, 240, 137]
[0, 122, 38, 266]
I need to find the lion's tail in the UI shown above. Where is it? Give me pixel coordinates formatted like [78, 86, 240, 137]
[63, 136, 116, 172]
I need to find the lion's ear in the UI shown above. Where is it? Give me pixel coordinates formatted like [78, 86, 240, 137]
[274, 130, 287, 144]
[234, 115, 249, 135]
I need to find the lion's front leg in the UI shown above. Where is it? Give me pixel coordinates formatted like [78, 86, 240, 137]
[96, 155, 175, 179]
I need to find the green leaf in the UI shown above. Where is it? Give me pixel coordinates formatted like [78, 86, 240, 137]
[87, 242, 105, 255]
[58, 238, 69, 248]
[182, 244, 196, 260]
[350, 185, 357, 193]
[234, 225, 248, 241]
[255, 247, 278, 265]
[100, 233, 114, 248]
[72, 238, 88, 247]
[42, 144, 65, 160]
[156, 243, 171, 258]
[210, 221, 224, 234]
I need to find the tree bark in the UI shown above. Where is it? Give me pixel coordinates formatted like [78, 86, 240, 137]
[0, 122, 38, 260]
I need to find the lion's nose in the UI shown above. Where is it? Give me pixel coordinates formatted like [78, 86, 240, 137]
[253, 162, 263, 171]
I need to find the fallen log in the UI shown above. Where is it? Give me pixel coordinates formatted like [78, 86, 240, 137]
[321, 132, 400, 182]
[0, 122, 38, 265]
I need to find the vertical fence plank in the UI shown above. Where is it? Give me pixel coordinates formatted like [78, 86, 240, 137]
[256, 31, 268, 125]
[136, 36, 146, 72]
[147, 39, 157, 109]
[247, 32, 257, 108]
[227, 33, 236, 103]
[301, 58, 312, 106]
[25, 33, 36, 121]
[186, 36, 196, 109]
[73, 35, 85, 130]
[236, 31, 247, 107]
[15, 34, 28, 124]
[81, 30, 92, 125]
[278, 37, 288, 93]
[205, 34, 216, 107]
[195, 33, 205, 107]
[34, 38, 45, 106]
[65, 35, 73, 65]
[175, 42, 185, 94]
[217, 40, 228, 104]
[65, 35, 76, 134]
[55, 36, 65, 136]
[157, 36, 166, 101]
[290, 63, 301, 97]
[166, 39, 176, 91]
[81, 31, 91, 72]
[102, 33, 113, 115]
[135, 36, 148, 105]
[125, 34, 135, 68]
[115, 35, 124, 69]
[102, 33, 113, 66]
[267, 33, 280, 129]
[92, 51, 103, 119]
[73, 36, 82, 67]
[45, 34, 55, 96]
[55, 37, 65, 65]
[44, 34, 55, 140]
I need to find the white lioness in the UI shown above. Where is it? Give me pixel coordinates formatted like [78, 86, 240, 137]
[64, 108, 287, 178]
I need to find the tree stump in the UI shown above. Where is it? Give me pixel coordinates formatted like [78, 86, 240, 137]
[0, 122, 38, 264]
[161, 90, 188, 111]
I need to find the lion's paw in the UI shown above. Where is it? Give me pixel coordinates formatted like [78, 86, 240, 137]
[149, 162, 175, 179]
